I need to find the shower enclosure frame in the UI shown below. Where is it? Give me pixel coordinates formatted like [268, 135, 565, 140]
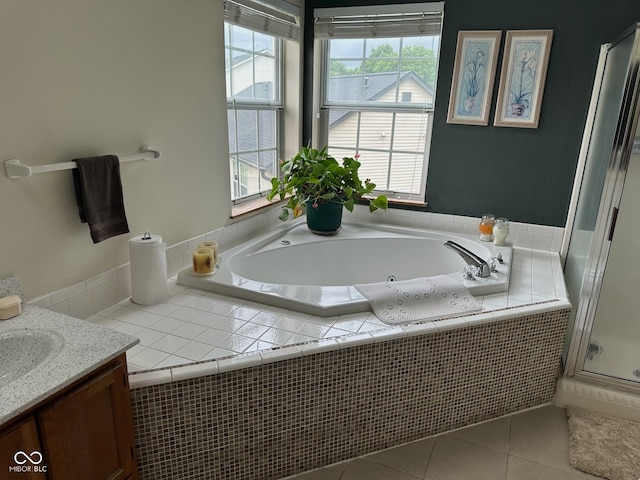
[562, 22, 640, 393]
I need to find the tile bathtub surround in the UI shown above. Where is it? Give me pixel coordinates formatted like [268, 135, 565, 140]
[129, 307, 570, 480]
[28, 205, 564, 320]
[88, 245, 566, 375]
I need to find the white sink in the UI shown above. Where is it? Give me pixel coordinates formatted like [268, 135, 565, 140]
[0, 330, 64, 387]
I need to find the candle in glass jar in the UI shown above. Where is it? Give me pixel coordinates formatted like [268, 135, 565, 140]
[198, 241, 219, 262]
[492, 218, 510, 246]
[478, 214, 495, 241]
[192, 247, 215, 274]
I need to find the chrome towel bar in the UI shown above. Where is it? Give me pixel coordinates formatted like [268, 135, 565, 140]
[4, 145, 160, 179]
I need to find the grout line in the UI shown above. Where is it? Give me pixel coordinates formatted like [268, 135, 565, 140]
[505, 415, 512, 479]
[422, 435, 437, 479]
[506, 413, 512, 455]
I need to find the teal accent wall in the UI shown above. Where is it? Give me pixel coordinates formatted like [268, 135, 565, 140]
[303, 0, 640, 226]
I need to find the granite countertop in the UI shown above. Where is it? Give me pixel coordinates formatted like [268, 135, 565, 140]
[0, 305, 139, 425]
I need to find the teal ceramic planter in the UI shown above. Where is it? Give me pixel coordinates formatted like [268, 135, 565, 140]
[306, 200, 343, 234]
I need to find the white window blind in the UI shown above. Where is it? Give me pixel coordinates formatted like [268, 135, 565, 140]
[314, 2, 443, 39]
[224, 0, 300, 41]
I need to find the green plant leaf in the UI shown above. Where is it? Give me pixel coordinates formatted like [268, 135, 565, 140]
[344, 198, 355, 212]
[278, 208, 289, 221]
[312, 163, 326, 176]
[369, 195, 388, 212]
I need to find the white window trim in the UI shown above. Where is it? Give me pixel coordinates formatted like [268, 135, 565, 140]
[224, 1, 302, 213]
[312, 2, 444, 203]
[312, 3, 443, 202]
[226, 21, 285, 203]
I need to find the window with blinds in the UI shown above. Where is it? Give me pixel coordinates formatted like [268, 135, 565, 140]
[314, 2, 444, 202]
[225, 0, 299, 202]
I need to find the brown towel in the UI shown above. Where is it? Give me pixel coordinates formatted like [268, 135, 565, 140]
[72, 155, 130, 243]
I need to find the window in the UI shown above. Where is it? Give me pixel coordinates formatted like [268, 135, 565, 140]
[314, 3, 444, 201]
[224, 0, 300, 203]
[226, 24, 281, 201]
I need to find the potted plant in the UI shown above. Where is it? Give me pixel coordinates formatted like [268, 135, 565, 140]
[266, 146, 388, 234]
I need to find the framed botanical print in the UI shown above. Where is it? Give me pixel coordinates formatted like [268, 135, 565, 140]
[447, 30, 502, 126]
[494, 29, 553, 128]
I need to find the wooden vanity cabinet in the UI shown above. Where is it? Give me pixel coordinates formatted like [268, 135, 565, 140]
[0, 353, 137, 480]
[0, 418, 45, 479]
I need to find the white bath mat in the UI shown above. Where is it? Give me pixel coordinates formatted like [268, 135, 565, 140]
[354, 275, 481, 325]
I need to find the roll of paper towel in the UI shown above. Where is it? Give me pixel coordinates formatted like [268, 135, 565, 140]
[129, 232, 168, 305]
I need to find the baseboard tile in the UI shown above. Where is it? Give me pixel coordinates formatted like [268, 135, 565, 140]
[555, 377, 640, 422]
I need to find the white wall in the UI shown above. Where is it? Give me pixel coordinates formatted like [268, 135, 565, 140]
[0, 0, 231, 300]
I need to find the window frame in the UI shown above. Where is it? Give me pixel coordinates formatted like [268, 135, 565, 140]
[225, 22, 285, 204]
[313, 3, 443, 203]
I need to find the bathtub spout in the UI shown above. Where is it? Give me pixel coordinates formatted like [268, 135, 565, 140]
[444, 241, 491, 278]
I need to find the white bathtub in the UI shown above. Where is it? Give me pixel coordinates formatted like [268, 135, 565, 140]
[177, 221, 512, 316]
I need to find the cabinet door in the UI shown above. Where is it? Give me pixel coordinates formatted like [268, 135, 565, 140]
[37, 359, 137, 480]
[0, 418, 46, 479]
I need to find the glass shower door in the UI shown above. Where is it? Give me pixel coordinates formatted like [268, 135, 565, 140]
[563, 23, 640, 385]
[582, 119, 640, 382]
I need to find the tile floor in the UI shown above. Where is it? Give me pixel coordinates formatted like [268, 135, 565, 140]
[283, 405, 602, 480]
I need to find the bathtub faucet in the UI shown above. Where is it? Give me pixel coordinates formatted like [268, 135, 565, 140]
[443, 241, 491, 278]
